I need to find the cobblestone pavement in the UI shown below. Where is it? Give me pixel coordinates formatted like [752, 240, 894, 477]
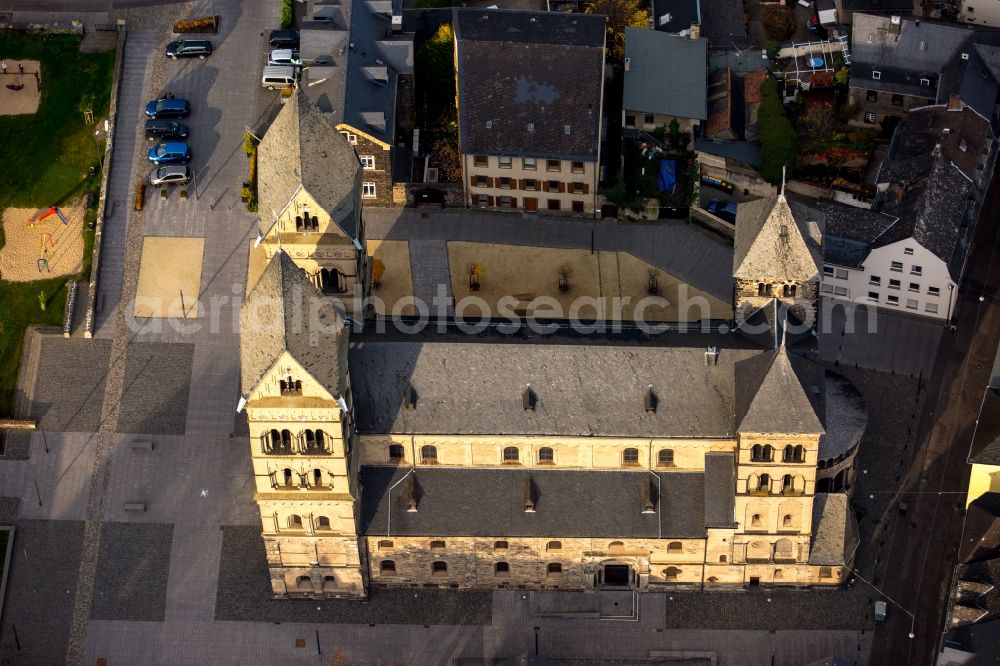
[26, 337, 111, 433]
[116, 342, 194, 434]
[90, 521, 173, 621]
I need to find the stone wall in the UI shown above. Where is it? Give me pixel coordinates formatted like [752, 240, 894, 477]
[847, 86, 932, 126]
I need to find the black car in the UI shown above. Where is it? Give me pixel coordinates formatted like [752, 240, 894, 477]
[145, 96, 191, 119]
[165, 39, 213, 59]
[269, 29, 300, 48]
[144, 119, 189, 141]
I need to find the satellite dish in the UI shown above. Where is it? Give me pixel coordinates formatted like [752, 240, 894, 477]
[679, 29, 689, 37]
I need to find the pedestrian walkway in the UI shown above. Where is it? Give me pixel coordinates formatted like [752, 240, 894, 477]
[409, 238, 454, 315]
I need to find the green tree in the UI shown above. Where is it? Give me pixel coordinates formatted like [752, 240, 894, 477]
[584, 0, 648, 61]
[758, 77, 798, 185]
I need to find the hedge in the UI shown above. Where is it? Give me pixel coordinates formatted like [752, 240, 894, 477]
[758, 77, 798, 186]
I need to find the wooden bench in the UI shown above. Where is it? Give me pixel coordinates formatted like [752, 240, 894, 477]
[130, 441, 153, 451]
[123, 502, 146, 512]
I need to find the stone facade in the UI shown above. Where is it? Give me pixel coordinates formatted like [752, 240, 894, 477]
[734, 278, 819, 327]
[847, 86, 934, 127]
[338, 125, 396, 208]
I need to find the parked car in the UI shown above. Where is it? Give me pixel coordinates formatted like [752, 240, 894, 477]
[267, 48, 303, 67]
[874, 601, 887, 622]
[269, 29, 300, 48]
[707, 199, 739, 223]
[145, 96, 190, 119]
[147, 141, 192, 165]
[144, 119, 189, 142]
[148, 165, 191, 187]
[165, 39, 213, 59]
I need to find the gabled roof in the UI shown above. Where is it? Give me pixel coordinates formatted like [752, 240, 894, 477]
[453, 9, 605, 161]
[240, 252, 350, 397]
[733, 195, 823, 282]
[850, 14, 973, 76]
[257, 89, 361, 239]
[737, 346, 824, 435]
[623, 28, 708, 121]
[735, 298, 812, 349]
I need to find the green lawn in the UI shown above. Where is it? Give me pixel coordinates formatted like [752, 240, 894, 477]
[0, 32, 114, 417]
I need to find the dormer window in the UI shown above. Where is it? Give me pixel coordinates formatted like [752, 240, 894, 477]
[920, 78, 930, 87]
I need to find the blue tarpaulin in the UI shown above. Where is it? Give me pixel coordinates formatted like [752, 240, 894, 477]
[657, 159, 677, 194]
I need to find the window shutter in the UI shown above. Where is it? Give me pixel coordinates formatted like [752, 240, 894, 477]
[510, 197, 518, 208]
[517, 179, 524, 190]
[558, 181, 566, 193]
[487, 195, 495, 206]
[583, 183, 590, 194]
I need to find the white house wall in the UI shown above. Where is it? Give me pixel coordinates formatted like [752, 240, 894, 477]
[820, 238, 956, 320]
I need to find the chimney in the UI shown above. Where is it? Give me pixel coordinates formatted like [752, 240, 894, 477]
[948, 93, 963, 111]
[640, 477, 656, 514]
[523, 476, 537, 513]
[688, 22, 701, 39]
[522, 384, 537, 412]
[932, 143, 942, 157]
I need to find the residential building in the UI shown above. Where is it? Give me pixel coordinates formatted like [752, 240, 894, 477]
[297, 0, 413, 207]
[623, 27, 707, 137]
[849, 14, 972, 125]
[240, 173, 866, 596]
[650, 0, 701, 34]
[705, 67, 766, 142]
[453, 9, 605, 215]
[255, 89, 370, 317]
[962, 0, 1000, 25]
[818, 100, 996, 320]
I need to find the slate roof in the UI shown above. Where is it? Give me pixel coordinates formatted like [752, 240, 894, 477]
[453, 9, 605, 161]
[350, 337, 748, 438]
[736, 346, 825, 435]
[814, 198, 898, 269]
[299, 0, 413, 148]
[651, 0, 700, 34]
[239, 252, 350, 397]
[970, 388, 1000, 466]
[623, 28, 707, 121]
[732, 195, 823, 282]
[850, 14, 974, 100]
[699, 0, 750, 47]
[358, 466, 713, 538]
[257, 89, 361, 239]
[820, 372, 867, 460]
[704, 452, 737, 528]
[808, 493, 858, 566]
[735, 298, 812, 350]
[705, 67, 736, 139]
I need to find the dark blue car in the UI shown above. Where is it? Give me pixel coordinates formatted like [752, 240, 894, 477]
[148, 141, 192, 165]
[145, 97, 190, 119]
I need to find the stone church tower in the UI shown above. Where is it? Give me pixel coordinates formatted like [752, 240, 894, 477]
[256, 89, 371, 318]
[240, 252, 366, 599]
[732, 190, 823, 328]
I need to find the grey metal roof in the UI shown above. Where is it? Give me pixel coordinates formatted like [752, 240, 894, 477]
[694, 138, 760, 166]
[240, 252, 350, 397]
[257, 89, 362, 240]
[350, 337, 748, 438]
[453, 9, 606, 161]
[623, 28, 707, 121]
[732, 196, 823, 282]
[704, 452, 736, 528]
[737, 346, 824, 435]
[808, 493, 858, 566]
[651, 0, 700, 34]
[820, 372, 867, 460]
[358, 466, 712, 538]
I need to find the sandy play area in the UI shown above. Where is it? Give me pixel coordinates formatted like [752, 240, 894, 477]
[134, 236, 205, 318]
[0, 60, 41, 116]
[447, 242, 732, 322]
[368, 240, 414, 316]
[0, 199, 85, 282]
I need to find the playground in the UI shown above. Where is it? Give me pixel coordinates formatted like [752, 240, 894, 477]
[0, 59, 41, 116]
[0, 200, 85, 282]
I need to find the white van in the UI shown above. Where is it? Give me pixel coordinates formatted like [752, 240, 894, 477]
[874, 601, 887, 622]
[261, 65, 297, 91]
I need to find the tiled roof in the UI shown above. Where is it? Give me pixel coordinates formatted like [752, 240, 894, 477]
[454, 9, 605, 161]
[808, 493, 859, 566]
[239, 252, 350, 397]
[705, 67, 734, 139]
[733, 196, 823, 282]
[357, 466, 714, 538]
[257, 89, 362, 239]
[737, 346, 825, 435]
[623, 28, 708, 121]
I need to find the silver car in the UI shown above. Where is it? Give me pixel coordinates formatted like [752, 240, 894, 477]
[148, 164, 191, 186]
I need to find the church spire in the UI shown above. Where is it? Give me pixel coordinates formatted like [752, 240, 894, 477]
[778, 165, 786, 203]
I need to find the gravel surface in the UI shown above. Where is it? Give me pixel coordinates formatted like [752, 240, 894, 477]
[0, 199, 86, 282]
